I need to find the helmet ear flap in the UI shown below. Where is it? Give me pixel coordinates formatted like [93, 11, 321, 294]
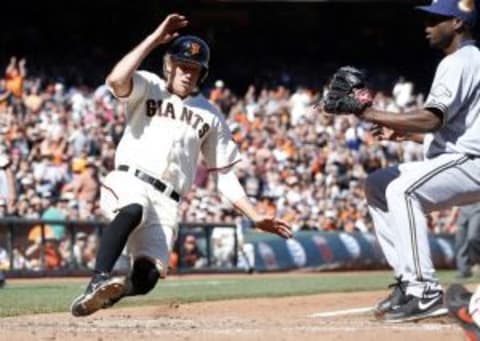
[163, 55, 171, 80]
[199, 67, 208, 85]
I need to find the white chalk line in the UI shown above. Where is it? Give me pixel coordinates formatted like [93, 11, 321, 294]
[309, 306, 374, 318]
[204, 325, 456, 333]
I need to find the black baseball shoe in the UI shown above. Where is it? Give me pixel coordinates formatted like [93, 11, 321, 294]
[383, 289, 448, 323]
[70, 272, 126, 317]
[373, 276, 409, 318]
[446, 284, 480, 341]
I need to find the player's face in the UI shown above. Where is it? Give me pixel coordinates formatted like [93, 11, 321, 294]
[168, 59, 202, 98]
[423, 14, 456, 49]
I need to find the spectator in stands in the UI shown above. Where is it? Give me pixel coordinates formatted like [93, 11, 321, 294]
[0, 246, 9, 270]
[5, 57, 26, 116]
[0, 79, 11, 114]
[179, 234, 206, 269]
[0, 150, 16, 215]
[63, 159, 99, 207]
[5, 57, 26, 99]
[41, 199, 66, 240]
[71, 232, 89, 268]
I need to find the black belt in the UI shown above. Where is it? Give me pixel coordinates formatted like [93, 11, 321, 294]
[117, 165, 180, 202]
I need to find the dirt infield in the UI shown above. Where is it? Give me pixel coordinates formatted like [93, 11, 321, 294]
[1, 289, 465, 341]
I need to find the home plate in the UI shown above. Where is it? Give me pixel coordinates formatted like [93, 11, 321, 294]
[310, 307, 374, 318]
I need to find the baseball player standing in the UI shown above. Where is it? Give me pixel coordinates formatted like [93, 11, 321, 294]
[70, 13, 292, 317]
[322, 0, 480, 322]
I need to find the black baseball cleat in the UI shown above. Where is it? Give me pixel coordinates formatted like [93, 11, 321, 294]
[70, 272, 126, 317]
[383, 289, 448, 323]
[373, 276, 409, 318]
[446, 284, 480, 341]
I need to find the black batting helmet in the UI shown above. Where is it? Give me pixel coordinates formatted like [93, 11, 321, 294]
[165, 35, 210, 85]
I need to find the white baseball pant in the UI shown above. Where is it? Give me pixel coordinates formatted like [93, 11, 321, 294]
[99, 170, 179, 277]
[365, 153, 480, 297]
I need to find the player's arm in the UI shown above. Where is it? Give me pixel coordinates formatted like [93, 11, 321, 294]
[216, 170, 292, 239]
[106, 14, 188, 98]
[5, 165, 16, 213]
[365, 56, 466, 133]
[323, 65, 452, 133]
[359, 107, 442, 133]
[5, 56, 16, 75]
[18, 58, 26, 77]
[202, 111, 291, 239]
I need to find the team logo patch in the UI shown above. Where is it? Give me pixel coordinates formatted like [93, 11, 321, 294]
[190, 42, 201, 55]
[458, 0, 475, 13]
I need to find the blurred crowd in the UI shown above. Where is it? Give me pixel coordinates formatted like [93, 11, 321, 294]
[0, 57, 459, 271]
[185, 78, 455, 235]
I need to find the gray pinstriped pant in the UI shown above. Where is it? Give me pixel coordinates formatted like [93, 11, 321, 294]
[365, 153, 480, 297]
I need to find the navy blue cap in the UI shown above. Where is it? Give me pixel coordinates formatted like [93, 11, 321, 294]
[416, 0, 478, 26]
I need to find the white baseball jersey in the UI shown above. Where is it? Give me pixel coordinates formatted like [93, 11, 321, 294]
[111, 70, 241, 195]
[424, 40, 480, 159]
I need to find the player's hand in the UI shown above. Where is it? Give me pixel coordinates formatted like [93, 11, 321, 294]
[371, 124, 406, 142]
[151, 14, 188, 46]
[254, 216, 293, 239]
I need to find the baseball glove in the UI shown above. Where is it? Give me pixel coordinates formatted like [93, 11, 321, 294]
[323, 66, 373, 115]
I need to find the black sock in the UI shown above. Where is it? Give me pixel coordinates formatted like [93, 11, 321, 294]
[94, 204, 143, 274]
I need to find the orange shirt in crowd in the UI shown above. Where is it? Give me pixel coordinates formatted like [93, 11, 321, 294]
[45, 242, 62, 269]
[5, 71, 24, 98]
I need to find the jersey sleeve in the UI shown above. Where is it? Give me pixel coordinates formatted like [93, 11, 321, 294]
[201, 114, 241, 173]
[107, 71, 150, 105]
[424, 56, 465, 126]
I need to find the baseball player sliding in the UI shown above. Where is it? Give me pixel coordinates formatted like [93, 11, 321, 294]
[321, 0, 480, 323]
[70, 13, 292, 317]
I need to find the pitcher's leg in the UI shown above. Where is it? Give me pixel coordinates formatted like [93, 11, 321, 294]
[381, 155, 480, 322]
[368, 205, 401, 276]
[364, 166, 402, 275]
[365, 166, 411, 317]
